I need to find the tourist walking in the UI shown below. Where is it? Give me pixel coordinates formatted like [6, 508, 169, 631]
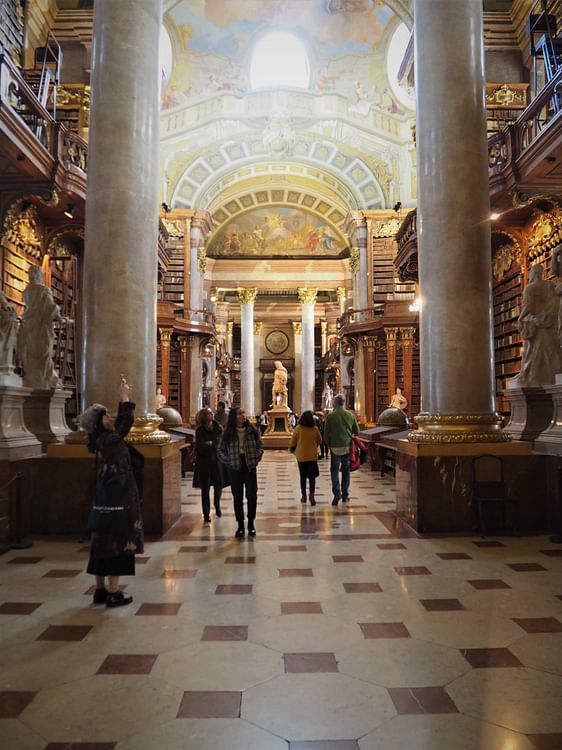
[217, 406, 263, 538]
[290, 410, 322, 505]
[193, 407, 229, 523]
[324, 394, 359, 506]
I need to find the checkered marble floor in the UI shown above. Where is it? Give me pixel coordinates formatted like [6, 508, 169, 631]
[1, 452, 562, 749]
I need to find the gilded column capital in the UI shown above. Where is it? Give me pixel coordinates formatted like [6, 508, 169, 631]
[237, 287, 258, 305]
[226, 321, 234, 335]
[400, 326, 416, 340]
[179, 337, 190, 355]
[158, 327, 173, 347]
[321, 321, 328, 334]
[328, 322, 338, 335]
[363, 336, 378, 350]
[349, 247, 360, 275]
[297, 287, 318, 305]
[384, 327, 399, 342]
[292, 321, 302, 335]
[253, 322, 263, 335]
[336, 287, 347, 304]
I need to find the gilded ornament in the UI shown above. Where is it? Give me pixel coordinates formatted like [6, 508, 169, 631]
[226, 321, 234, 334]
[253, 322, 263, 335]
[237, 288, 258, 305]
[408, 413, 510, 443]
[373, 217, 401, 238]
[197, 243, 207, 274]
[297, 288, 318, 305]
[349, 246, 360, 275]
[384, 327, 398, 342]
[336, 287, 347, 304]
[492, 244, 518, 281]
[292, 321, 302, 335]
[528, 208, 561, 259]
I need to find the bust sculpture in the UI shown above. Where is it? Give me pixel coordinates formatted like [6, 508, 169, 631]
[0, 290, 18, 375]
[271, 360, 288, 408]
[18, 265, 64, 389]
[389, 387, 408, 411]
[511, 263, 562, 387]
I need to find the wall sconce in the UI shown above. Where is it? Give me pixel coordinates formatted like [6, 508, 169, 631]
[64, 203, 76, 219]
[409, 297, 422, 312]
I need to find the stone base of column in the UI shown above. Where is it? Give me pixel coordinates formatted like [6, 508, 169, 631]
[262, 405, 293, 448]
[503, 386, 553, 442]
[44, 441, 183, 536]
[0, 386, 42, 460]
[23, 389, 72, 451]
[389, 437, 544, 533]
[127, 414, 171, 444]
[534, 384, 562, 455]
[408, 413, 509, 443]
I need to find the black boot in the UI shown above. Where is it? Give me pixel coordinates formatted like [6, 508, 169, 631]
[235, 525, 245, 538]
[106, 591, 133, 608]
[248, 521, 256, 537]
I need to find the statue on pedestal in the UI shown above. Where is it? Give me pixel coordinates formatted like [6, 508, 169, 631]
[322, 383, 334, 410]
[18, 266, 64, 390]
[389, 387, 408, 411]
[271, 360, 288, 408]
[511, 263, 561, 387]
[0, 290, 18, 376]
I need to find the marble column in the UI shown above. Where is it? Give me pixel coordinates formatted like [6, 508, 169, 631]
[411, 0, 505, 442]
[292, 321, 302, 412]
[190, 223, 204, 316]
[226, 321, 234, 357]
[82, 0, 162, 416]
[254, 322, 263, 415]
[321, 321, 328, 356]
[238, 288, 257, 416]
[298, 288, 317, 413]
[337, 287, 347, 317]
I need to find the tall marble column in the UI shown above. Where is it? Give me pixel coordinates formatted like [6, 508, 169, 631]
[345, 213, 369, 315]
[189, 216, 206, 315]
[411, 0, 505, 442]
[238, 288, 257, 416]
[337, 287, 347, 317]
[321, 321, 328, 356]
[254, 322, 263, 414]
[298, 288, 317, 413]
[226, 321, 234, 357]
[292, 321, 302, 411]
[82, 0, 162, 416]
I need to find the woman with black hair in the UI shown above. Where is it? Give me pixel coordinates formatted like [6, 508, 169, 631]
[217, 405, 263, 538]
[289, 410, 322, 505]
[79, 379, 143, 608]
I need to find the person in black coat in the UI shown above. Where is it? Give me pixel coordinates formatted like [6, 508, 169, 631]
[193, 407, 229, 523]
[79, 379, 144, 609]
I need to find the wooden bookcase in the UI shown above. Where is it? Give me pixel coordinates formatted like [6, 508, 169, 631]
[493, 261, 522, 414]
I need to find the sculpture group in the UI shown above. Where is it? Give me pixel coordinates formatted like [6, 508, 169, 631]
[0, 265, 66, 389]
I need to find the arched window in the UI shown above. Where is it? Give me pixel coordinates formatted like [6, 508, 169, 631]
[386, 22, 415, 110]
[250, 31, 310, 90]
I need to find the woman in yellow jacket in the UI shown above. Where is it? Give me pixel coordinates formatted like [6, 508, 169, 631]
[289, 410, 322, 505]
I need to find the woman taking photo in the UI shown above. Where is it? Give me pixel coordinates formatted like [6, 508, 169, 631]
[193, 407, 229, 523]
[217, 406, 263, 538]
[79, 378, 143, 608]
[289, 410, 322, 505]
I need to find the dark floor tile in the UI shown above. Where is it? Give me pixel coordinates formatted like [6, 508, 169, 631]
[0, 602, 42, 614]
[461, 647, 523, 668]
[0, 690, 36, 717]
[179, 545, 208, 552]
[161, 569, 197, 578]
[436, 553, 472, 560]
[135, 556, 150, 564]
[279, 568, 314, 577]
[177, 690, 241, 718]
[225, 556, 256, 564]
[467, 579, 511, 590]
[42, 569, 81, 578]
[284, 652, 338, 673]
[508, 563, 548, 572]
[377, 543, 407, 550]
[540, 549, 562, 557]
[281, 602, 323, 615]
[97, 654, 157, 675]
[215, 585, 253, 595]
[394, 566, 432, 576]
[343, 582, 382, 593]
[136, 603, 181, 616]
[360, 622, 410, 639]
[8, 556, 44, 564]
[332, 555, 364, 563]
[388, 686, 458, 714]
[512, 617, 562, 633]
[279, 545, 308, 551]
[45, 745, 116, 750]
[472, 541, 505, 548]
[289, 743, 358, 750]
[420, 598, 465, 612]
[527, 734, 562, 750]
[37, 625, 92, 642]
[201, 625, 248, 641]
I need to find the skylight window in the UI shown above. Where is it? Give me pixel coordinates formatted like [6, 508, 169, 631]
[250, 32, 310, 90]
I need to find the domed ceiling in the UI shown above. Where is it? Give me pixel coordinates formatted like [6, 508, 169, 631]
[161, 0, 416, 257]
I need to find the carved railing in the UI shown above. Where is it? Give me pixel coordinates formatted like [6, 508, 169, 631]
[174, 307, 216, 328]
[338, 305, 385, 329]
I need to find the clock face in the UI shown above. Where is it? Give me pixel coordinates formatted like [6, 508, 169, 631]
[265, 330, 289, 355]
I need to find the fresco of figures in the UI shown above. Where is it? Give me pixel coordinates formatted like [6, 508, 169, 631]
[207, 207, 345, 258]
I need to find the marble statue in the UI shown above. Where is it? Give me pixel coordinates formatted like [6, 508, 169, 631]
[18, 266, 64, 389]
[512, 263, 562, 387]
[322, 383, 334, 410]
[389, 387, 408, 411]
[271, 360, 288, 408]
[155, 387, 166, 410]
[223, 386, 233, 409]
[0, 290, 18, 375]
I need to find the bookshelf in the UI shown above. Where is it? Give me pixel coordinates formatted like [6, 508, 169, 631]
[493, 261, 522, 413]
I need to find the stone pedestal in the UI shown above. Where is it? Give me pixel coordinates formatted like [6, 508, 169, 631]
[23, 389, 72, 450]
[535, 384, 562, 455]
[262, 405, 293, 448]
[0, 386, 42, 460]
[503, 386, 553, 441]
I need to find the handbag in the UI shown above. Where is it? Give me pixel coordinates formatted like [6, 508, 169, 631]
[349, 435, 367, 472]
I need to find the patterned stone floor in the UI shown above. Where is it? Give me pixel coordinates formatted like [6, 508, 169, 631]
[1, 452, 562, 749]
